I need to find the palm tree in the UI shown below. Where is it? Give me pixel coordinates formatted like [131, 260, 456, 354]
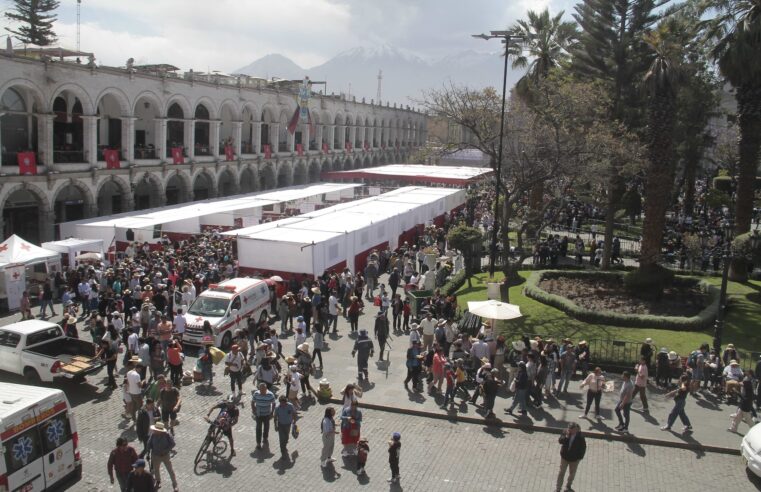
[509, 8, 578, 98]
[703, 0, 761, 235]
[638, 21, 683, 276]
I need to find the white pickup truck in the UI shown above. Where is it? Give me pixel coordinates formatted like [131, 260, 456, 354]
[0, 320, 104, 383]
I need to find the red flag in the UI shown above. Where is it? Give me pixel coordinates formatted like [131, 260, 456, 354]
[103, 149, 121, 169]
[322, 143, 329, 154]
[345, 142, 352, 153]
[263, 144, 272, 159]
[224, 145, 235, 161]
[363, 141, 369, 151]
[17, 152, 37, 175]
[287, 107, 300, 135]
[296, 143, 304, 156]
[171, 147, 184, 164]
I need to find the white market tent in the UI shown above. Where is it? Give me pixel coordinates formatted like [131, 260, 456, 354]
[41, 238, 105, 269]
[232, 186, 465, 277]
[63, 183, 359, 250]
[321, 164, 493, 186]
[0, 235, 60, 310]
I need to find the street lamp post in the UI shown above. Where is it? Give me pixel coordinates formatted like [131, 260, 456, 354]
[712, 217, 733, 355]
[472, 31, 523, 278]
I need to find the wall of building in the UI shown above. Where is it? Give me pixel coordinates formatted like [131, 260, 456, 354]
[0, 54, 427, 243]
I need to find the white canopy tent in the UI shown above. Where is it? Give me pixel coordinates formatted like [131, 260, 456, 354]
[0, 235, 60, 311]
[233, 186, 465, 277]
[41, 238, 106, 269]
[64, 183, 360, 250]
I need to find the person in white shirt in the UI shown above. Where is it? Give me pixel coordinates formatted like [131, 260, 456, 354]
[328, 292, 339, 333]
[470, 334, 490, 361]
[225, 345, 245, 395]
[409, 323, 421, 345]
[581, 367, 606, 419]
[173, 309, 186, 340]
[125, 357, 144, 421]
[419, 313, 437, 351]
[287, 365, 301, 409]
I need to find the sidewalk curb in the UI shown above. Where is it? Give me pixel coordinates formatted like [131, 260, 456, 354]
[329, 398, 740, 456]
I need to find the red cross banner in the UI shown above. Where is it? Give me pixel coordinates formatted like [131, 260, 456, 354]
[363, 141, 370, 151]
[224, 145, 235, 161]
[103, 149, 121, 169]
[263, 144, 272, 159]
[17, 152, 37, 175]
[322, 143, 329, 154]
[171, 147, 184, 164]
[296, 143, 304, 156]
[345, 142, 352, 153]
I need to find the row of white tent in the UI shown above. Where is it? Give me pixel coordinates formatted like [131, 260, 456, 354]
[225, 186, 465, 277]
[59, 183, 360, 250]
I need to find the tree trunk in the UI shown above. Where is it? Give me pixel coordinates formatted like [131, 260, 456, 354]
[734, 84, 761, 235]
[682, 153, 698, 218]
[639, 93, 677, 272]
[601, 176, 616, 270]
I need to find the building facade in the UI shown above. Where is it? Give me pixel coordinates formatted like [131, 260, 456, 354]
[0, 54, 427, 243]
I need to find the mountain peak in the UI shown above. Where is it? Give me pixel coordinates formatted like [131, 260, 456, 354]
[234, 53, 305, 80]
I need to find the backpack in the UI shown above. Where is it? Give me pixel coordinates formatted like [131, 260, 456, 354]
[687, 351, 699, 369]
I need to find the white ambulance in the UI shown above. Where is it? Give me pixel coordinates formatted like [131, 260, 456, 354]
[0, 383, 81, 491]
[183, 278, 271, 350]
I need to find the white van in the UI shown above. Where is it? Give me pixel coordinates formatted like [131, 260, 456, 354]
[183, 278, 271, 350]
[0, 383, 81, 491]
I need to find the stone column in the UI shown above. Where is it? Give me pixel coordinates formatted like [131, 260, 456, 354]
[328, 125, 335, 150]
[303, 123, 310, 152]
[81, 115, 99, 166]
[210, 120, 221, 158]
[155, 118, 167, 162]
[316, 124, 324, 150]
[123, 117, 136, 163]
[232, 121, 242, 157]
[288, 127, 295, 153]
[40, 210, 55, 243]
[271, 123, 279, 155]
[253, 122, 262, 154]
[348, 126, 356, 151]
[186, 120, 195, 160]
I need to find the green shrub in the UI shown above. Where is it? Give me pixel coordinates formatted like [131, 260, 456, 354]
[523, 270, 719, 330]
[442, 269, 467, 297]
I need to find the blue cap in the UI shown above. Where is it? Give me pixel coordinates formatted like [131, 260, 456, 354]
[392, 432, 401, 440]
[133, 459, 146, 468]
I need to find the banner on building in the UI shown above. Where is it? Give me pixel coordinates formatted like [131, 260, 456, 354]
[296, 143, 304, 156]
[103, 149, 120, 169]
[263, 144, 272, 159]
[322, 143, 329, 154]
[171, 147, 184, 164]
[17, 152, 37, 175]
[224, 145, 235, 161]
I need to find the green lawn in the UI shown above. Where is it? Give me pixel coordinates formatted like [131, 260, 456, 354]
[455, 271, 761, 361]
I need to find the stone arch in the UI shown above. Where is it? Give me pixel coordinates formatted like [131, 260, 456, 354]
[50, 82, 94, 114]
[277, 161, 293, 188]
[277, 108, 292, 152]
[163, 95, 192, 119]
[371, 155, 379, 167]
[320, 158, 333, 174]
[353, 156, 362, 169]
[239, 166, 259, 194]
[192, 168, 216, 200]
[94, 88, 131, 116]
[52, 179, 96, 224]
[165, 171, 191, 205]
[260, 104, 278, 150]
[0, 182, 52, 243]
[96, 175, 132, 215]
[293, 160, 308, 185]
[133, 172, 163, 210]
[1, 83, 44, 167]
[308, 159, 321, 183]
[133, 91, 162, 158]
[260, 162, 276, 190]
[0, 78, 46, 111]
[219, 99, 239, 145]
[217, 167, 239, 197]
[194, 96, 218, 120]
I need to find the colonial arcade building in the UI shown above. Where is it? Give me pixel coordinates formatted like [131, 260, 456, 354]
[0, 52, 426, 243]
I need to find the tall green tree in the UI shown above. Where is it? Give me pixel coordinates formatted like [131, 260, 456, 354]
[638, 20, 683, 275]
[702, 0, 761, 235]
[571, 0, 666, 269]
[509, 8, 579, 99]
[5, 0, 60, 46]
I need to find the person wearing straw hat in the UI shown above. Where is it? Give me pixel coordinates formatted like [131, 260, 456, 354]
[296, 343, 317, 400]
[640, 337, 655, 371]
[147, 421, 178, 491]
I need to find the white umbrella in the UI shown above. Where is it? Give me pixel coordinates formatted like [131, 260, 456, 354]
[467, 300, 522, 320]
[269, 275, 284, 282]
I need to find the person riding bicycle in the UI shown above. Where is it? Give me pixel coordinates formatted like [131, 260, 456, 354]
[205, 396, 240, 458]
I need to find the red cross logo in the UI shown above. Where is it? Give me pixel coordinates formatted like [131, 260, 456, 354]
[0, 244, 7, 252]
[12, 271, 20, 280]
[109, 154, 116, 162]
[20, 244, 31, 251]
[195, 316, 203, 322]
[23, 157, 30, 165]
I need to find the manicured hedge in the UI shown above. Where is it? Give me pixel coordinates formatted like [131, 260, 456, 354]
[523, 270, 719, 330]
[442, 269, 467, 297]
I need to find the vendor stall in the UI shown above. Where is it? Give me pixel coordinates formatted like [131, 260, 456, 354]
[0, 235, 60, 311]
[41, 238, 105, 269]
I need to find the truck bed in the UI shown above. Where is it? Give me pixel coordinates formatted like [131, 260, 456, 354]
[24, 338, 103, 375]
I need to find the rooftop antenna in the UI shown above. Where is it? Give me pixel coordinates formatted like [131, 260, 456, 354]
[76, 0, 82, 52]
[376, 69, 382, 104]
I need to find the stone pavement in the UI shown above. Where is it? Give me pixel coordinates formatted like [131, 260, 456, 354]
[1, 299, 760, 490]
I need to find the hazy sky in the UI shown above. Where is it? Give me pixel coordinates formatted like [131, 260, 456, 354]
[2, 0, 577, 70]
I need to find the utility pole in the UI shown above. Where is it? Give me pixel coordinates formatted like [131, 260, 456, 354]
[76, 0, 82, 52]
[376, 69, 383, 104]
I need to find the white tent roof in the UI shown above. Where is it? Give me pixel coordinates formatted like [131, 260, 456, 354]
[41, 238, 104, 253]
[0, 235, 58, 266]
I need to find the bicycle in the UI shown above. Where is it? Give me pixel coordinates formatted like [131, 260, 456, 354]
[194, 418, 229, 467]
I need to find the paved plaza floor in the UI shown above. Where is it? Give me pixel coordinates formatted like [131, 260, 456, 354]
[1, 296, 760, 491]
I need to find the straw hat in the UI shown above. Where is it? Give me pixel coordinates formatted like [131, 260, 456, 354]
[730, 359, 739, 366]
[578, 340, 587, 346]
[285, 356, 296, 365]
[150, 422, 167, 432]
[668, 351, 678, 361]
[727, 343, 735, 349]
[350, 295, 358, 301]
[129, 355, 141, 364]
[311, 287, 321, 294]
[298, 343, 310, 354]
[645, 338, 653, 344]
[512, 340, 526, 351]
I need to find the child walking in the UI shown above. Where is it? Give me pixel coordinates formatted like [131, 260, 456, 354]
[441, 362, 456, 408]
[357, 437, 369, 476]
[387, 432, 401, 483]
